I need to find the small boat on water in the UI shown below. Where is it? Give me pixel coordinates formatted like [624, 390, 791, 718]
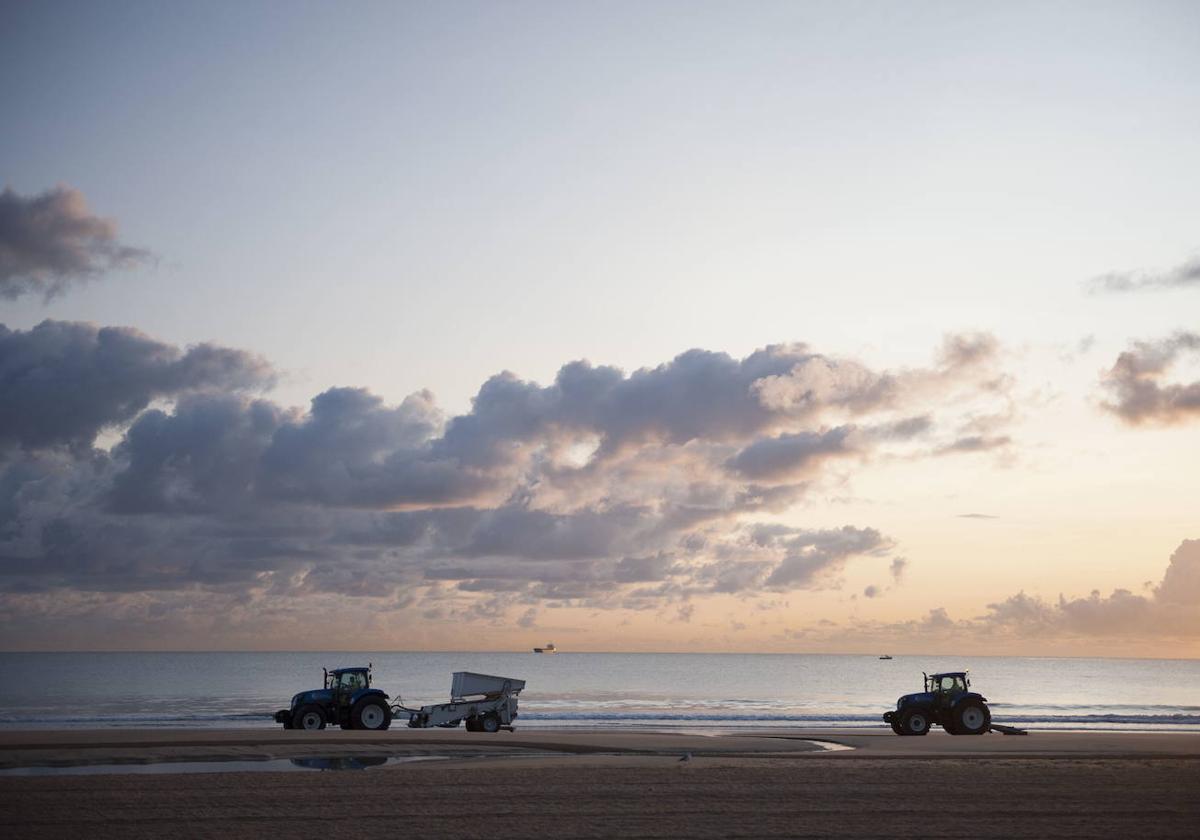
[879, 654, 893, 660]
[533, 642, 557, 654]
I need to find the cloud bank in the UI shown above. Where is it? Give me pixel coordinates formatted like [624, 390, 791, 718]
[976, 539, 1200, 638]
[0, 322, 1016, 646]
[0, 320, 274, 450]
[797, 540, 1200, 651]
[0, 185, 151, 300]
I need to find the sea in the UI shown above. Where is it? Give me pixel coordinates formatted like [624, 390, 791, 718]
[2, 652, 1197, 732]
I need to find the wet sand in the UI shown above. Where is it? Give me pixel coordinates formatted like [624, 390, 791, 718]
[3, 729, 1199, 837]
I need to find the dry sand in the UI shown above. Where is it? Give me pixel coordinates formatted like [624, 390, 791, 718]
[3, 728, 1199, 838]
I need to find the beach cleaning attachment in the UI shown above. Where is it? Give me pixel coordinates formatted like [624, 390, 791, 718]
[396, 671, 525, 733]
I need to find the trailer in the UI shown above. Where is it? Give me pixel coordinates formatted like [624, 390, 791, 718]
[396, 672, 525, 733]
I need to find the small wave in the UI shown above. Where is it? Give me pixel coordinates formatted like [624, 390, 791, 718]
[993, 713, 1200, 726]
[989, 703, 1200, 713]
[522, 711, 1200, 724]
[0, 712, 272, 726]
[520, 712, 879, 722]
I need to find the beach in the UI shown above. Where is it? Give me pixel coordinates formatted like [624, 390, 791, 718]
[4, 729, 1199, 838]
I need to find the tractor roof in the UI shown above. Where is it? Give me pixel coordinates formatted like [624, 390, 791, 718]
[329, 666, 370, 675]
[929, 671, 968, 679]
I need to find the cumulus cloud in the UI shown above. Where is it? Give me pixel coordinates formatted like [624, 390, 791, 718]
[978, 539, 1200, 637]
[0, 320, 274, 451]
[1086, 253, 1200, 294]
[795, 540, 1200, 649]
[1099, 332, 1200, 424]
[0, 185, 151, 300]
[0, 328, 1018, 644]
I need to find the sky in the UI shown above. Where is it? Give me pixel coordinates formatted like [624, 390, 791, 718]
[1, 0, 1197, 655]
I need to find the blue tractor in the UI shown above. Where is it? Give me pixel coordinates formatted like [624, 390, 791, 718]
[882, 671, 991, 736]
[273, 665, 392, 731]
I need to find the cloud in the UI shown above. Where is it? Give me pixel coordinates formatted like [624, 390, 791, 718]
[762, 525, 891, 588]
[1099, 332, 1200, 424]
[889, 556, 908, 581]
[934, 435, 1012, 455]
[258, 387, 496, 508]
[726, 426, 857, 481]
[0, 328, 1017, 645]
[516, 607, 537, 628]
[0, 185, 152, 300]
[792, 540, 1200, 648]
[957, 513, 998, 520]
[979, 539, 1200, 637]
[1086, 253, 1200, 294]
[0, 320, 275, 451]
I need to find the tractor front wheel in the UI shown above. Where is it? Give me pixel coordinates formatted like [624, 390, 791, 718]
[954, 702, 991, 735]
[351, 697, 392, 731]
[293, 704, 326, 730]
[898, 708, 930, 736]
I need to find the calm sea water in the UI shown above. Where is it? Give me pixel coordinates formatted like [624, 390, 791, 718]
[2, 652, 1197, 732]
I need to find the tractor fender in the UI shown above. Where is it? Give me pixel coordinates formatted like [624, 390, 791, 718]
[349, 687, 389, 706]
[951, 692, 988, 708]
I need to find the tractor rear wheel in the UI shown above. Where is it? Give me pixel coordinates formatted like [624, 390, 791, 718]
[954, 702, 991, 735]
[351, 697, 392, 731]
[898, 708, 930, 736]
[480, 713, 501, 733]
[293, 704, 326, 730]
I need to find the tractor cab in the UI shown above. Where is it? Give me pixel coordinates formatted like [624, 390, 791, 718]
[925, 671, 969, 695]
[326, 667, 371, 693]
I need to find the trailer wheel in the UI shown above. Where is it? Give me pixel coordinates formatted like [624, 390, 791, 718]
[480, 713, 501, 733]
[293, 704, 326, 730]
[351, 697, 392, 731]
[465, 716, 481, 732]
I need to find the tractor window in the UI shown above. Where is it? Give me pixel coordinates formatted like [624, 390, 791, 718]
[339, 672, 365, 691]
[939, 676, 966, 692]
